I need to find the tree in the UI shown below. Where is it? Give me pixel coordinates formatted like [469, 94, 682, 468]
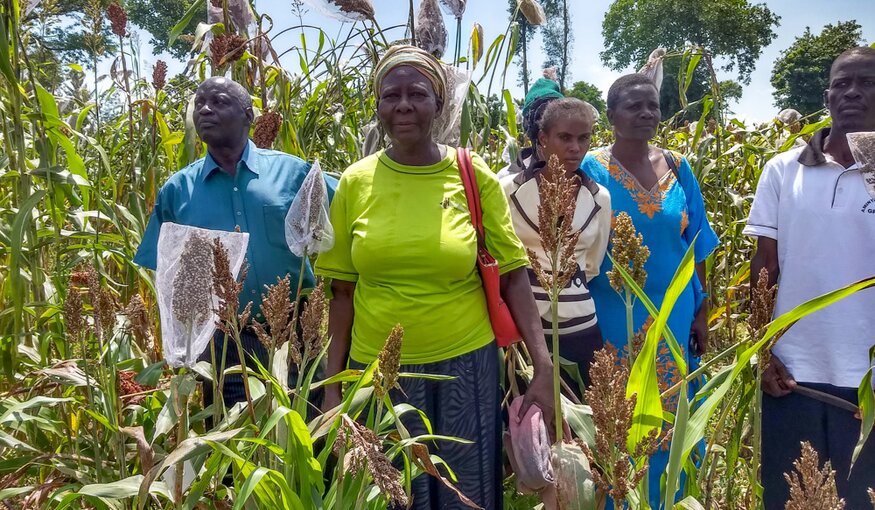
[566, 81, 606, 114]
[600, 0, 779, 85]
[541, 0, 572, 91]
[507, 0, 539, 93]
[770, 21, 864, 115]
[128, 0, 205, 59]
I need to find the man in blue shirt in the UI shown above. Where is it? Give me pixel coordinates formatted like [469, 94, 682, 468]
[135, 76, 335, 409]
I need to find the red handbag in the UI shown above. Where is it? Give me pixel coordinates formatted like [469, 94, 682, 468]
[457, 148, 523, 347]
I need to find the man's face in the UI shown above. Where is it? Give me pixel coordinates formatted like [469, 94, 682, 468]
[193, 78, 252, 148]
[825, 53, 875, 133]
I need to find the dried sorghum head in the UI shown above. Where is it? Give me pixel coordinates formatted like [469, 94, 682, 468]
[374, 324, 403, 401]
[107, 1, 128, 38]
[784, 442, 845, 510]
[172, 233, 214, 328]
[252, 109, 282, 149]
[607, 212, 650, 293]
[210, 33, 248, 68]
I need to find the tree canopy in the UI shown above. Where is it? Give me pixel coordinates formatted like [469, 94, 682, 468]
[566, 81, 606, 114]
[770, 21, 864, 115]
[541, 0, 573, 91]
[127, 0, 205, 59]
[600, 0, 779, 84]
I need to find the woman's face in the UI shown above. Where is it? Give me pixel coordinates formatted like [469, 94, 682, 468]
[537, 116, 593, 173]
[608, 83, 661, 141]
[377, 66, 443, 147]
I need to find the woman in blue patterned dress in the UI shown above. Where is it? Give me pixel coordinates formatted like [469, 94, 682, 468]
[581, 73, 719, 505]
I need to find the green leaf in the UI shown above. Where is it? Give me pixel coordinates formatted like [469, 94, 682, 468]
[80, 475, 170, 499]
[605, 255, 687, 375]
[626, 239, 695, 453]
[232, 466, 270, 510]
[664, 381, 690, 508]
[683, 277, 875, 458]
[852, 345, 875, 469]
[169, 0, 206, 45]
[503, 89, 518, 139]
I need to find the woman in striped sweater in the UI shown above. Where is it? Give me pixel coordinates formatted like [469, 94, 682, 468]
[500, 89, 611, 391]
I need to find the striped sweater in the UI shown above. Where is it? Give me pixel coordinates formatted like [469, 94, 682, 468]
[500, 161, 611, 335]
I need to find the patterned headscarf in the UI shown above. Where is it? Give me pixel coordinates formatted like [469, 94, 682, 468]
[373, 44, 447, 104]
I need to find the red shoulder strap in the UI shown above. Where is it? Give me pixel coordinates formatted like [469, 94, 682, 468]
[457, 148, 485, 242]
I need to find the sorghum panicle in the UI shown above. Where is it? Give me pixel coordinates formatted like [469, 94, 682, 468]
[374, 324, 403, 401]
[106, 1, 128, 38]
[784, 442, 845, 510]
[210, 33, 247, 68]
[339, 415, 409, 507]
[252, 110, 282, 149]
[534, 154, 584, 290]
[152, 60, 167, 91]
[172, 233, 214, 327]
[211, 237, 249, 334]
[749, 267, 777, 337]
[301, 279, 328, 363]
[124, 294, 153, 353]
[64, 276, 88, 342]
[252, 276, 295, 358]
[607, 212, 650, 293]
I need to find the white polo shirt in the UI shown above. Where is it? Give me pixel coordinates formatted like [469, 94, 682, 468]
[744, 129, 875, 388]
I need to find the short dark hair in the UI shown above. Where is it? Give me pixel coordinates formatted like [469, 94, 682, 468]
[606, 73, 659, 111]
[831, 46, 875, 76]
[539, 97, 596, 134]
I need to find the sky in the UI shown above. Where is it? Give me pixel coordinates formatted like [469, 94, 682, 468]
[133, 0, 875, 123]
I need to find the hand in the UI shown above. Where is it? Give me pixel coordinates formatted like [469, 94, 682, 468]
[321, 384, 342, 414]
[690, 307, 709, 357]
[761, 354, 796, 397]
[521, 370, 557, 443]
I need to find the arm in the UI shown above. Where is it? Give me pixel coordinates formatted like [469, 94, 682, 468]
[502, 267, 556, 435]
[690, 262, 709, 356]
[322, 279, 355, 410]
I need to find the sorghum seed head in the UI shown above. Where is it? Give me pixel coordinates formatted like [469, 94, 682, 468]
[784, 442, 845, 510]
[107, 1, 128, 37]
[172, 233, 215, 327]
[252, 109, 282, 149]
[152, 60, 167, 91]
[374, 324, 403, 400]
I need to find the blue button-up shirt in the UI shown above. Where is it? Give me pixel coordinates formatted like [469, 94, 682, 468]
[134, 140, 337, 317]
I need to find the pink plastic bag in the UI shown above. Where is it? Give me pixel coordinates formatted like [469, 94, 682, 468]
[504, 396, 555, 493]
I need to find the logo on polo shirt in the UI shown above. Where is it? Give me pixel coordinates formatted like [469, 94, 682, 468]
[862, 198, 875, 214]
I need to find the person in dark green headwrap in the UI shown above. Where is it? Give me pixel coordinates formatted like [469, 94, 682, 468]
[497, 73, 565, 178]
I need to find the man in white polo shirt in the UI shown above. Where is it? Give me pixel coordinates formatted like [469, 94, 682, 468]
[745, 47, 875, 508]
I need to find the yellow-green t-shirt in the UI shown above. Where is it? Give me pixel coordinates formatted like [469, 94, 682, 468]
[315, 147, 528, 364]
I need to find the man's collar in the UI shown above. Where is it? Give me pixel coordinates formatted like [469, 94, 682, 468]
[201, 139, 259, 181]
[798, 128, 830, 167]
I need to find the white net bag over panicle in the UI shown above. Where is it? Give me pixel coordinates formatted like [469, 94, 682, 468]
[300, 0, 375, 22]
[156, 223, 250, 368]
[433, 64, 472, 146]
[285, 160, 335, 257]
[847, 132, 875, 199]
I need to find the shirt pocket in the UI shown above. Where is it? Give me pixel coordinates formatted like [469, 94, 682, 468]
[262, 204, 289, 249]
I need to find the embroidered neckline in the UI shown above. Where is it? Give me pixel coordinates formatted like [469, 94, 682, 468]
[597, 148, 676, 219]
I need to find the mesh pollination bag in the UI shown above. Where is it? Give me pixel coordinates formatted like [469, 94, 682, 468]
[847, 131, 875, 199]
[156, 223, 249, 368]
[285, 160, 335, 257]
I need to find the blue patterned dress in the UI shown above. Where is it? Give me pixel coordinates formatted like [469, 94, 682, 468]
[581, 147, 719, 506]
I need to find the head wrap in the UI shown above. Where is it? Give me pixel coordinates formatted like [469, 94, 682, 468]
[522, 77, 563, 143]
[373, 44, 447, 104]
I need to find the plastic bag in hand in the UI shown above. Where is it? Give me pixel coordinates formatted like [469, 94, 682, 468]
[285, 160, 335, 257]
[847, 131, 875, 199]
[156, 223, 249, 368]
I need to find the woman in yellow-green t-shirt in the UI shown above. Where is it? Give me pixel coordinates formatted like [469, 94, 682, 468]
[315, 45, 555, 510]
